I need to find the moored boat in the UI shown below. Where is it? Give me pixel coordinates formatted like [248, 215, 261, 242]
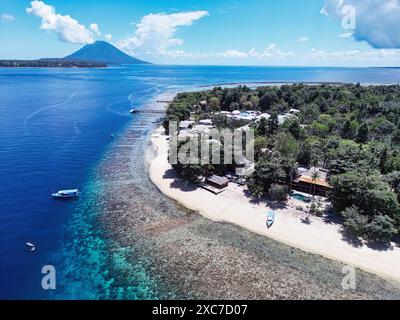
[26, 242, 35, 252]
[51, 189, 80, 199]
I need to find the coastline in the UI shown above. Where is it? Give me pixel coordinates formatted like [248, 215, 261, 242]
[148, 125, 400, 283]
[92, 87, 400, 299]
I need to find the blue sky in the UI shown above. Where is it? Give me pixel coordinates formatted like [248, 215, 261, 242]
[1, 0, 400, 66]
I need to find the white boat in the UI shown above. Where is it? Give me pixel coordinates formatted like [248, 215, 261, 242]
[26, 242, 35, 252]
[51, 189, 80, 199]
[267, 211, 276, 228]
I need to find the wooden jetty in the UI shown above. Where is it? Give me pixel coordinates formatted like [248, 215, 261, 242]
[130, 109, 165, 114]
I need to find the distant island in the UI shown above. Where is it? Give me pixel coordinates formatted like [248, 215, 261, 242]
[0, 59, 106, 68]
[1, 41, 150, 68]
[65, 41, 150, 65]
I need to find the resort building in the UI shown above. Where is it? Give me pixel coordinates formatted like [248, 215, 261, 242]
[278, 113, 297, 125]
[235, 154, 255, 177]
[293, 167, 333, 196]
[289, 108, 301, 114]
[206, 175, 229, 189]
[199, 100, 207, 108]
[199, 119, 213, 126]
[259, 113, 271, 120]
[179, 120, 195, 130]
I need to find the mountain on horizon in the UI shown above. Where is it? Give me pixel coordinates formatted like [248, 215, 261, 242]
[64, 41, 150, 65]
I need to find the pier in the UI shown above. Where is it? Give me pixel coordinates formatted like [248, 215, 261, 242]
[130, 109, 166, 114]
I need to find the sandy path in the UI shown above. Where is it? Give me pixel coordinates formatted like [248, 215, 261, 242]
[149, 126, 400, 283]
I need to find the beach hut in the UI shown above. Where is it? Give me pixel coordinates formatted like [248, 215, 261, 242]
[289, 108, 301, 114]
[206, 175, 229, 189]
[199, 119, 213, 125]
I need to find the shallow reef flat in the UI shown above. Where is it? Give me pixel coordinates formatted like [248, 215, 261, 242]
[95, 116, 400, 300]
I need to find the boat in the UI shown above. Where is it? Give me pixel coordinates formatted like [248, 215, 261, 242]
[26, 242, 35, 252]
[51, 189, 80, 199]
[267, 211, 276, 228]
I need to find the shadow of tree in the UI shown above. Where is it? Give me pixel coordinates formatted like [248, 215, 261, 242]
[321, 210, 343, 226]
[365, 240, 394, 252]
[163, 168, 178, 179]
[169, 179, 198, 192]
[266, 201, 288, 210]
[163, 169, 199, 192]
[340, 230, 364, 248]
[301, 216, 312, 225]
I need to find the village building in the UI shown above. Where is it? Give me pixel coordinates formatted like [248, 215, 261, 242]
[206, 175, 229, 189]
[179, 120, 195, 130]
[289, 108, 301, 114]
[293, 167, 333, 196]
[199, 119, 213, 126]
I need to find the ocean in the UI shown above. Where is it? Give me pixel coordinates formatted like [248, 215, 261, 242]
[1, 65, 400, 299]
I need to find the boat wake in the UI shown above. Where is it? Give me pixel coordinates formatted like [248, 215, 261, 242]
[23, 92, 76, 134]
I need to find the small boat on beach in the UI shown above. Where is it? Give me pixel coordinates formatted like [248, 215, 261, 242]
[51, 189, 80, 199]
[267, 211, 276, 228]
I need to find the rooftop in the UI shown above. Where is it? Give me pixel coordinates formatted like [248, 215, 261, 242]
[297, 176, 333, 189]
[299, 167, 329, 181]
[206, 175, 229, 186]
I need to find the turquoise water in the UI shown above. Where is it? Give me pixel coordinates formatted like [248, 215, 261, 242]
[1, 65, 400, 299]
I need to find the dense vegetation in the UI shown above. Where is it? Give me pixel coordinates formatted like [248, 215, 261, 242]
[165, 84, 400, 243]
[0, 59, 107, 68]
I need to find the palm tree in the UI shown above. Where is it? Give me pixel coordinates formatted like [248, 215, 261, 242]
[309, 170, 320, 216]
[311, 170, 320, 199]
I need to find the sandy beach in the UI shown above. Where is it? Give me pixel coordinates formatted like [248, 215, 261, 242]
[149, 126, 400, 283]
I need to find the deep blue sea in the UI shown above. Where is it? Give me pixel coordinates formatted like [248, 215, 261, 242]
[1, 65, 400, 299]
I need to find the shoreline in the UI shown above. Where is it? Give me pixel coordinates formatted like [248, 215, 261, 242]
[148, 125, 400, 284]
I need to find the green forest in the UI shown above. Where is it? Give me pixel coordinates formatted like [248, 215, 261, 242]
[164, 84, 400, 243]
[0, 59, 106, 68]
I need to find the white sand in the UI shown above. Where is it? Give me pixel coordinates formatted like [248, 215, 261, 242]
[149, 126, 400, 283]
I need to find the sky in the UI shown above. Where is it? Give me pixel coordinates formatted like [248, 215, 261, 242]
[1, 0, 400, 66]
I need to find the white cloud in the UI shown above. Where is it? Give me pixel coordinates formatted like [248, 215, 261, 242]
[322, 0, 400, 48]
[117, 11, 209, 56]
[104, 34, 112, 41]
[215, 44, 293, 60]
[159, 45, 400, 66]
[309, 47, 400, 63]
[217, 49, 249, 58]
[161, 43, 293, 61]
[1, 13, 15, 22]
[89, 23, 101, 36]
[298, 36, 309, 43]
[26, 1, 94, 44]
[163, 50, 209, 58]
[255, 43, 294, 59]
